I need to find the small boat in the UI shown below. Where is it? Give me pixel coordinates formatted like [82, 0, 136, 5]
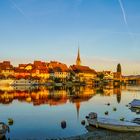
[86, 112, 140, 132]
[0, 122, 10, 138]
[129, 107, 140, 114]
[129, 99, 140, 108]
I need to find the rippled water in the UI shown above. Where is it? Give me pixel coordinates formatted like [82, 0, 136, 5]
[0, 85, 140, 139]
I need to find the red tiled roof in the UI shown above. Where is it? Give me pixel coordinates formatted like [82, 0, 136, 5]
[14, 68, 31, 73]
[19, 64, 27, 67]
[0, 61, 13, 70]
[48, 61, 69, 72]
[70, 65, 96, 74]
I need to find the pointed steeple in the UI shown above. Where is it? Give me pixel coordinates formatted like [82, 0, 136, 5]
[76, 47, 81, 66]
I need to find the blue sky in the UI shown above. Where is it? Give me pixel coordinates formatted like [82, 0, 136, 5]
[0, 0, 140, 75]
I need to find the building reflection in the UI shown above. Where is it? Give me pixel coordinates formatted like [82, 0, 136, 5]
[113, 86, 122, 103]
[0, 85, 122, 106]
[95, 86, 122, 104]
[69, 86, 96, 119]
[0, 86, 95, 106]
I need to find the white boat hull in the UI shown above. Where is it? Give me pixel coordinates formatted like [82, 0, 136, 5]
[87, 117, 140, 132]
[0, 122, 9, 138]
[130, 99, 140, 108]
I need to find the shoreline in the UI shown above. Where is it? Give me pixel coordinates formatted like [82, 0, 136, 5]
[63, 126, 140, 140]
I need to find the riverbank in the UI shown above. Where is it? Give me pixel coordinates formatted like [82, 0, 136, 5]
[59, 126, 140, 140]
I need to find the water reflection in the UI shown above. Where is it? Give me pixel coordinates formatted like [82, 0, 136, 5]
[113, 87, 121, 103]
[0, 86, 123, 122]
[0, 86, 122, 106]
[1, 85, 140, 139]
[0, 86, 123, 121]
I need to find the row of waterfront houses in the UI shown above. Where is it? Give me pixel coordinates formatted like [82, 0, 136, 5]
[0, 49, 122, 85]
[0, 61, 97, 83]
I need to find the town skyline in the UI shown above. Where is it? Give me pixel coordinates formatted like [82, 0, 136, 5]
[0, 55, 139, 76]
[0, 48, 139, 76]
[1, 0, 140, 75]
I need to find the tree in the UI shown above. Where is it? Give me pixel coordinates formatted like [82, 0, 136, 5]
[97, 73, 104, 80]
[68, 71, 75, 82]
[117, 63, 121, 73]
[54, 78, 61, 83]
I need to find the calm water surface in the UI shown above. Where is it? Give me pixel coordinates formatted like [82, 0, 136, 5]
[0, 85, 140, 139]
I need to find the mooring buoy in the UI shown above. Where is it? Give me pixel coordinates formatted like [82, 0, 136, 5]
[61, 121, 66, 129]
[105, 111, 109, 115]
[81, 120, 85, 125]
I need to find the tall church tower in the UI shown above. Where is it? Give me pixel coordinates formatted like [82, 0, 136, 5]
[76, 48, 81, 66]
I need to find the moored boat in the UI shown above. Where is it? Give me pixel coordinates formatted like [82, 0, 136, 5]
[86, 112, 140, 132]
[0, 122, 10, 138]
[129, 99, 140, 108]
[129, 107, 140, 114]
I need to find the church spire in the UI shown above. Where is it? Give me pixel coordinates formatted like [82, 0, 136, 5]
[76, 47, 81, 66]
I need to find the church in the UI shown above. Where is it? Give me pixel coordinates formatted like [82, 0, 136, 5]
[69, 48, 97, 85]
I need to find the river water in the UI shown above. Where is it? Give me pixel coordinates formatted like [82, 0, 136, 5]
[0, 85, 140, 139]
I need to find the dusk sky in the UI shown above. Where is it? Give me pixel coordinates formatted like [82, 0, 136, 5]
[0, 0, 140, 75]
